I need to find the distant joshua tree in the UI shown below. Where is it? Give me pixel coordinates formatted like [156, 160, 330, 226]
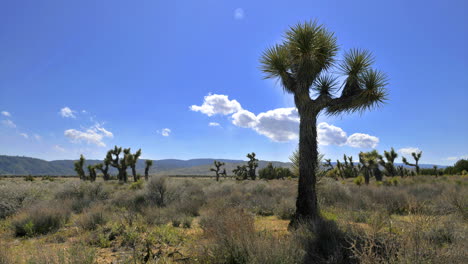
[87, 165, 97, 182]
[260, 21, 387, 226]
[74, 154, 86, 180]
[359, 150, 382, 184]
[402, 151, 422, 175]
[106, 146, 130, 182]
[233, 165, 249, 180]
[336, 154, 358, 179]
[380, 148, 398, 176]
[247, 152, 259, 180]
[126, 148, 142, 182]
[145, 160, 153, 180]
[210, 160, 225, 182]
[95, 157, 111, 181]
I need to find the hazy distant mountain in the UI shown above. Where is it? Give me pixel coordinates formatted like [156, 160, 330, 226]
[0, 155, 445, 176]
[0, 155, 290, 176]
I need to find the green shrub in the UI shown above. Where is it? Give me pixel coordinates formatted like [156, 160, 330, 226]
[354, 175, 365, 186]
[24, 175, 35, 181]
[130, 179, 144, 190]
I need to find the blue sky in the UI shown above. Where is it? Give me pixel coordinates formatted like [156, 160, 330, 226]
[0, 0, 467, 165]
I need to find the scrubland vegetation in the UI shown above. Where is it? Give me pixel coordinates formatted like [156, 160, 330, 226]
[0, 173, 467, 263]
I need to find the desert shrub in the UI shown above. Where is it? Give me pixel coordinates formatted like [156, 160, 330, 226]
[354, 175, 365, 186]
[23, 243, 96, 264]
[75, 205, 108, 230]
[145, 176, 169, 207]
[129, 179, 144, 190]
[55, 182, 109, 213]
[199, 206, 304, 264]
[182, 217, 192, 228]
[12, 202, 71, 237]
[0, 182, 48, 219]
[24, 175, 35, 181]
[171, 219, 181, 227]
[318, 178, 352, 207]
[169, 180, 206, 216]
[274, 198, 295, 220]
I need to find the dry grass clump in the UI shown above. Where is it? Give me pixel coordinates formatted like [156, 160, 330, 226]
[11, 201, 72, 237]
[198, 205, 305, 264]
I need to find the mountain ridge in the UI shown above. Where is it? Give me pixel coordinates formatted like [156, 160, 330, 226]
[0, 155, 446, 176]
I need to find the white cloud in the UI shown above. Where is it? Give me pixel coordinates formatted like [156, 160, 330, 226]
[160, 128, 171, 137]
[60, 107, 76, 118]
[346, 133, 379, 148]
[190, 93, 242, 116]
[398, 147, 421, 156]
[446, 155, 468, 161]
[1, 111, 11, 117]
[190, 94, 379, 146]
[54, 145, 65, 152]
[318, 122, 348, 146]
[253, 108, 300, 142]
[232, 109, 258, 128]
[64, 124, 113, 147]
[33, 134, 42, 141]
[208, 122, 220, 127]
[19, 133, 28, 139]
[234, 8, 245, 20]
[1, 119, 16, 128]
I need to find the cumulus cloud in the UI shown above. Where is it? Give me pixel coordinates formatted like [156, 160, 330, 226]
[60, 107, 76, 118]
[159, 128, 171, 137]
[398, 147, 421, 156]
[208, 122, 220, 127]
[253, 108, 300, 142]
[64, 124, 113, 147]
[190, 94, 242, 116]
[234, 8, 245, 20]
[190, 94, 379, 146]
[1, 111, 11, 117]
[1, 119, 16, 128]
[346, 133, 379, 148]
[19, 133, 28, 139]
[318, 122, 347, 146]
[232, 109, 258, 128]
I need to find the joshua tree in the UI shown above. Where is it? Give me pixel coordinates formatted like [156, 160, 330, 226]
[433, 165, 439, 177]
[336, 154, 358, 179]
[210, 160, 225, 181]
[289, 149, 300, 177]
[220, 168, 227, 178]
[95, 157, 111, 181]
[402, 151, 422, 175]
[380, 148, 398, 176]
[126, 148, 142, 182]
[106, 146, 130, 182]
[359, 150, 382, 184]
[324, 158, 334, 171]
[87, 165, 97, 182]
[233, 165, 249, 180]
[145, 160, 153, 180]
[246, 152, 259, 180]
[74, 154, 86, 180]
[260, 21, 387, 225]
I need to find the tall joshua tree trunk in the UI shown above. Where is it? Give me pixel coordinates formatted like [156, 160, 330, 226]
[295, 109, 320, 225]
[260, 21, 388, 229]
